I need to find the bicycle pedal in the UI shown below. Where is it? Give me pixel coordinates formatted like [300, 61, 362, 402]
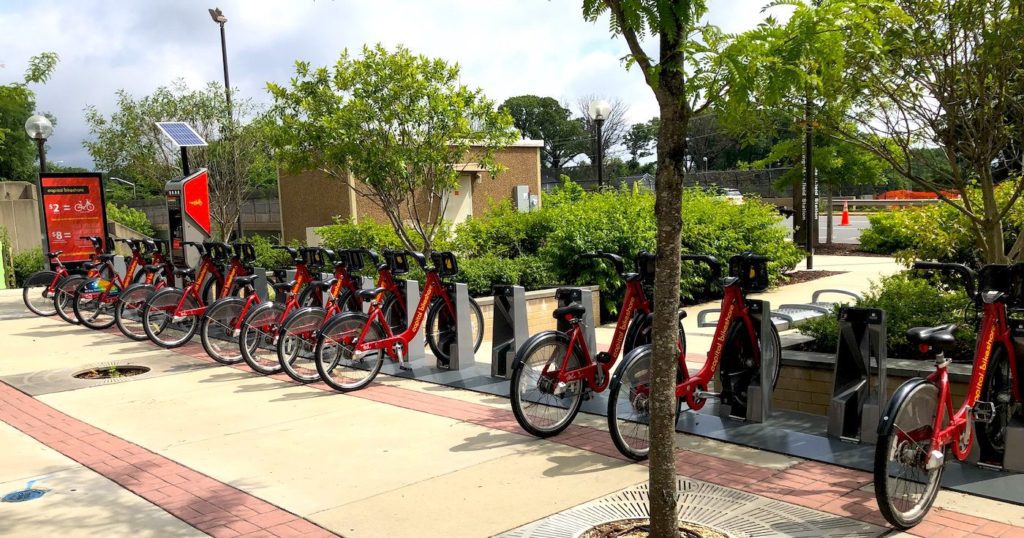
[973, 401, 996, 424]
[595, 351, 612, 365]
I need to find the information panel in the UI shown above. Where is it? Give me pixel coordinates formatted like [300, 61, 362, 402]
[39, 173, 108, 262]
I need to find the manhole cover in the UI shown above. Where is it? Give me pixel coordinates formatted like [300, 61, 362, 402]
[73, 365, 150, 380]
[2, 488, 47, 503]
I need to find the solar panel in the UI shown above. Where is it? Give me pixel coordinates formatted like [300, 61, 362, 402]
[156, 122, 208, 147]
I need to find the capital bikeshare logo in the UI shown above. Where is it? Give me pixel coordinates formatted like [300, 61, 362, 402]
[973, 327, 997, 401]
[709, 303, 736, 373]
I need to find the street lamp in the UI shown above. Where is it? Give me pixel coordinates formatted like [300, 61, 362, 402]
[208, 6, 243, 239]
[24, 114, 53, 173]
[702, 156, 708, 173]
[588, 99, 611, 188]
[109, 176, 137, 199]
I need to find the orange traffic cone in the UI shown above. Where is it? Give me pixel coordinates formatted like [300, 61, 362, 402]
[840, 201, 850, 226]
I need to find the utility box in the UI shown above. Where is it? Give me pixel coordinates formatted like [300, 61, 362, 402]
[164, 168, 211, 267]
[514, 185, 531, 212]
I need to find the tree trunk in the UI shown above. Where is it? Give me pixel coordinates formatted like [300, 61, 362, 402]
[648, 100, 686, 538]
[978, 175, 1007, 264]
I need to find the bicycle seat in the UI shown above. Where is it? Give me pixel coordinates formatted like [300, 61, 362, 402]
[174, 267, 196, 278]
[358, 287, 385, 301]
[143, 264, 162, 273]
[233, 275, 257, 287]
[46, 250, 63, 258]
[906, 324, 957, 351]
[309, 279, 336, 291]
[272, 282, 293, 294]
[98, 253, 116, 262]
[83, 262, 101, 271]
[553, 302, 586, 320]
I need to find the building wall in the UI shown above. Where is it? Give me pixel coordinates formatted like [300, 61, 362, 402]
[468, 145, 542, 215]
[0, 182, 43, 255]
[277, 169, 352, 241]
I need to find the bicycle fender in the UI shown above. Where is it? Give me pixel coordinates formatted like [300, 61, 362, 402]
[511, 330, 572, 370]
[281, 306, 326, 328]
[611, 344, 653, 384]
[877, 377, 930, 437]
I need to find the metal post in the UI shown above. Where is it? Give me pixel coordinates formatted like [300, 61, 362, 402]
[491, 285, 527, 378]
[253, 267, 268, 301]
[35, 138, 47, 173]
[595, 119, 605, 188]
[744, 299, 773, 423]
[441, 282, 475, 370]
[180, 147, 190, 176]
[403, 279, 424, 368]
[804, 93, 815, 269]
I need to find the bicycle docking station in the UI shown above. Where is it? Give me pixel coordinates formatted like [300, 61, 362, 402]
[826, 307, 886, 444]
[438, 282, 475, 371]
[980, 318, 1024, 472]
[719, 299, 774, 423]
[490, 285, 528, 378]
[253, 267, 269, 302]
[401, 278, 424, 370]
[555, 288, 597, 355]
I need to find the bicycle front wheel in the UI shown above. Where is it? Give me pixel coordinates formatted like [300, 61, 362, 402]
[114, 284, 157, 340]
[874, 379, 944, 530]
[54, 275, 86, 324]
[278, 307, 328, 383]
[608, 346, 654, 460]
[977, 346, 1017, 463]
[509, 331, 585, 438]
[315, 312, 385, 392]
[200, 297, 247, 364]
[23, 270, 58, 316]
[73, 279, 118, 330]
[239, 302, 285, 375]
[425, 296, 483, 364]
[143, 288, 200, 348]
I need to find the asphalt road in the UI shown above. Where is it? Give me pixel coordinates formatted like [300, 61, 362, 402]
[781, 214, 870, 244]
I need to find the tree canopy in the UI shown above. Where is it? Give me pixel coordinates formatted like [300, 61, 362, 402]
[499, 95, 586, 172]
[0, 52, 58, 182]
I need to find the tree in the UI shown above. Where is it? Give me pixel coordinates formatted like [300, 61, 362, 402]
[623, 118, 659, 172]
[499, 95, 587, 172]
[83, 80, 274, 238]
[582, 1, 724, 534]
[576, 95, 629, 165]
[833, 0, 1024, 263]
[266, 44, 517, 254]
[0, 52, 58, 182]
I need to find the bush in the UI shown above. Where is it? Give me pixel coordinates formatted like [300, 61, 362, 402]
[315, 217, 453, 254]
[248, 234, 303, 270]
[799, 272, 975, 360]
[457, 255, 557, 296]
[1, 226, 15, 289]
[453, 201, 555, 259]
[106, 203, 155, 237]
[13, 248, 44, 287]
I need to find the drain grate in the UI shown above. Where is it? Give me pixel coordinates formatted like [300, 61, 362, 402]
[2, 488, 47, 503]
[500, 477, 884, 538]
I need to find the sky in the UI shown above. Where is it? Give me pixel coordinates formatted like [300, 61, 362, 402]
[0, 0, 778, 171]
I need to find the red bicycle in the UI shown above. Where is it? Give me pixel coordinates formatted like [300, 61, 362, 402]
[313, 251, 482, 392]
[606, 252, 782, 459]
[509, 251, 685, 437]
[22, 237, 105, 316]
[874, 262, 1023, 529]
[114, 239, 180, 340]
[71, 238, 150, 330]
[141, 242, 239, 348]
[52, 236, 109, 324]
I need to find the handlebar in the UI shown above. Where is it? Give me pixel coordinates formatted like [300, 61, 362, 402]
[580, 251, 625, 275]
[183, 241, 207, 256]
[81, 236, 108, 252]
[680, 254, 722, 281]
[354, 248, 381, 267]
[271, 245, 298, 259]
[913, 261, 977, 300]
[231, 242, 256, 262]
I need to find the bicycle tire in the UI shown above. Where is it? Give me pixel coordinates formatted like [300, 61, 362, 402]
[297, 285, 323, 308]
[874, 379, 945, 529]
[72, 278, 118, 330]
[201, 276, 219, 304]
[239, 301, 285, 375]
[717, 320, 782, 410]
[607, 345, 683, 460]
[114, 283, 157, 340]
[22, 270, 58, 316]
[424, 296, 483, 364]
[54, 274, 86, 324]
[200, 297, 248, 365]
[976, 346, 1017, 462]
[381, 292, 407, 333]
[278, 307, 328, 383]
[314, 311, 386, 392]
[142, 288, 200, 348]
[509, 331, 586, 437]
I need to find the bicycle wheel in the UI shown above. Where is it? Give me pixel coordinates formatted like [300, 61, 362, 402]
[73, 279, 118, 330]
[425, 296, 483, 364]
[143, 288, 200, 348]
[297, 286, 324, 308]
[22, 270, 58, 316]
[200, 297, 247, 365]
[54, 275, 86, 324]
[382, 292, 407, 332]
[718, 321, 782, 410]
[874, 379, 945, 529]
[278, 307, 327, 383]
[607, 345, 684, 460]
[977, 346, 1018, 462]
[315, 311, 385, 392]
[509, 331, 586, 437]
[114, 283, 157, 340]
[239, 302, 285, 375]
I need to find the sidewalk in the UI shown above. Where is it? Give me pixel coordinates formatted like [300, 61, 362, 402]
[2, 266, 1023, 537]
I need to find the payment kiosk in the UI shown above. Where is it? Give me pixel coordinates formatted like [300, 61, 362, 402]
[164, 169, 212, 267]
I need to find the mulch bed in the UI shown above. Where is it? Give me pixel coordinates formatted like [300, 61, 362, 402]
[782, 270, 845, 285]
[74, 366, 150, 379]
[811, 243, 889, 257]
[580, 519, 729, 538]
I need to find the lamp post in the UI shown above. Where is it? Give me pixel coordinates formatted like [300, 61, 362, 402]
[588, 99, 610, 189]
[109, 176, 137, 199]
[208, 6, 243, 240]
[24, 115, 53, 173]
[702, 156, 708, 174]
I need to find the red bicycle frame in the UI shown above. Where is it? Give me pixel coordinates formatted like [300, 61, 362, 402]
[85, 240, 148, 302]
[353, 269, 448, 359]
[167, 252, 227, 318]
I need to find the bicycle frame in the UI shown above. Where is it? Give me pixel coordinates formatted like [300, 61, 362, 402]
[85, 243, 147, 302]
[353, 269, 449, 359]
[167, 254, 226, 318]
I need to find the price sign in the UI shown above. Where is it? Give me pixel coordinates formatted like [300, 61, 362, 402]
[39, 173, 108, 262]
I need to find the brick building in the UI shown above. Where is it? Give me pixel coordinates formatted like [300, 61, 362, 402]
[277, 140, 543, 242]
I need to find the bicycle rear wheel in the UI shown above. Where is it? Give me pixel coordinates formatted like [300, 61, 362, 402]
[143, 288, 200, 348]
[278, 307, 327, 383]
[315, 312, 385, 392]
[718, 321, 781, 410]
[23, 270, 58, 316]
[509, 331, 585, 437]
[115, 284, 157, 341]
[200, 297, 247, 364]
[73, 279, 118, 330]
[54, 275, 85, 324]
[874, 379, 945, 529]
[425, 296, 483, 364]
[239, 302, 285, 375]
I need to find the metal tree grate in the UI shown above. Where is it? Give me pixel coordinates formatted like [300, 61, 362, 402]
[499, 477, 884, 538]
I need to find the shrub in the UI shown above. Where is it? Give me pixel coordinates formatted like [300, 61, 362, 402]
[452, 201, 555, 259]
[1, 226, 14, 289]
[799, 272, 975, 360]
[457, 254, 558, 296]
[315, 217, 453, 254]
[248, 234, 303, 270]
[106, 202, 155, 236]
[13, 248, 44, 287]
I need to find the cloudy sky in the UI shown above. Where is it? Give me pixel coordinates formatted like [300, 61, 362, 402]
[0, 0, 777, 170]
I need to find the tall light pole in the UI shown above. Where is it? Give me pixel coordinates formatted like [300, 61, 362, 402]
[109, 177, 137, 199]
[25, 115, 53, 173]
[208, 7, 243, 240]
[588, 99, 610, 189]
